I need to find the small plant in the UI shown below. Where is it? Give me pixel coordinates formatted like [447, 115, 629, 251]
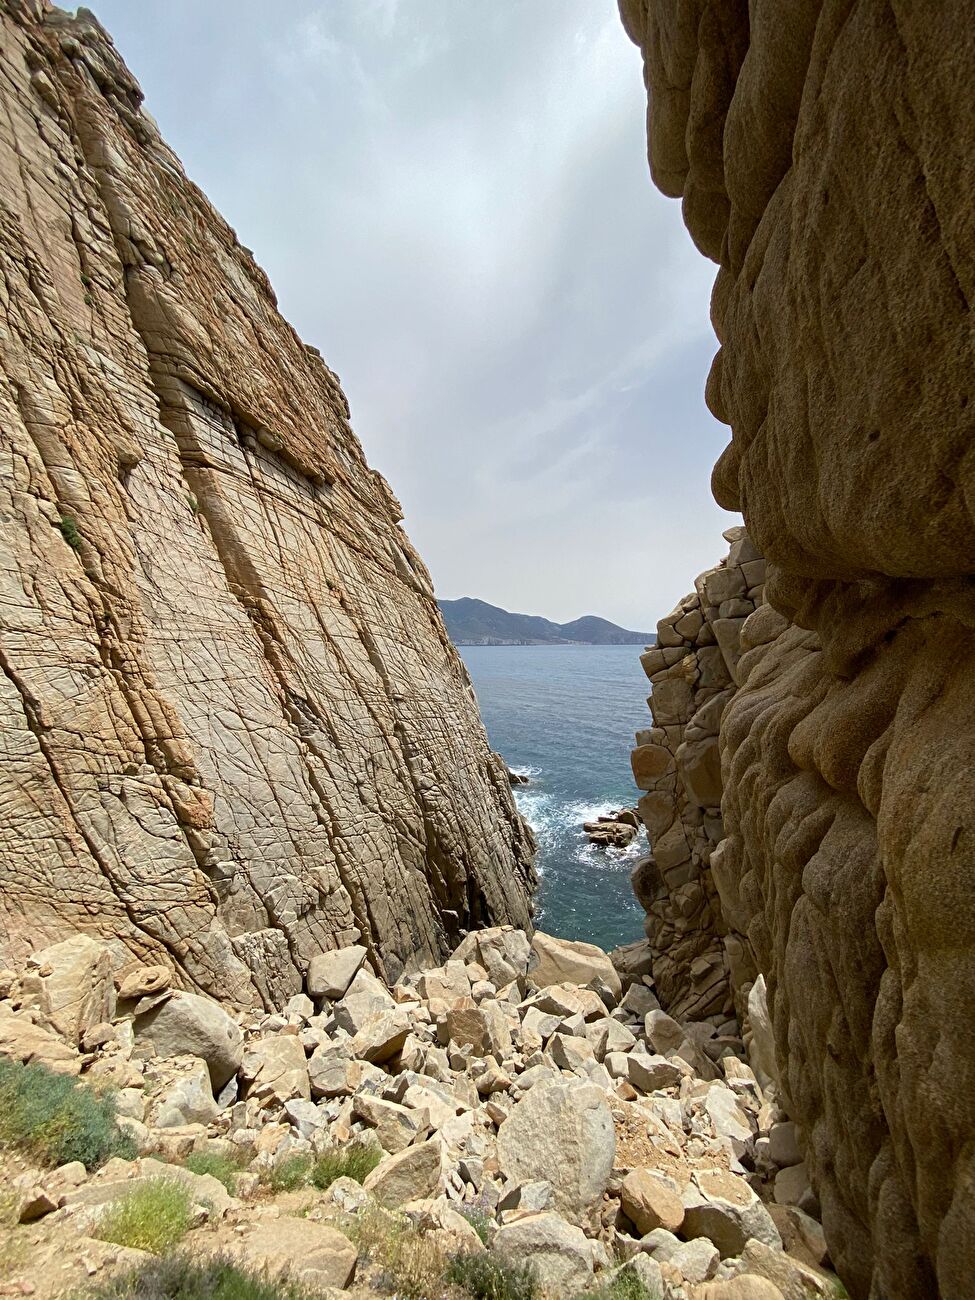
[459, 1203, 492, 1245]
[186, 491, 200, 514]
[183, 1149, 245, 1194]
[447, 1252, 538, 1300]
[96, 1178, 193, 1254]
[79, 1251, 318, 1300]
[574, 1270, 662, 1300]
[57, 515, 82, 550]
[84, 292, 95, 306]
[310, 1141, 381, 1190]
[347, 1205, 448, 1300]
[261, 1153, 312, 1192]
[0, 1057, 134, 1170]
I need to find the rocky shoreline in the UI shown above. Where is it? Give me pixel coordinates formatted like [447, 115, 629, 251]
[1, 929, 836, 1299]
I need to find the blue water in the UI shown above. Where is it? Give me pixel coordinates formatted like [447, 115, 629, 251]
[460, 644, 650, 951]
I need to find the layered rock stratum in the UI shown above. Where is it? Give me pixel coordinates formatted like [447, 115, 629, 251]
[0, 0, 535, 1007]
[621, 2, 974, 1297]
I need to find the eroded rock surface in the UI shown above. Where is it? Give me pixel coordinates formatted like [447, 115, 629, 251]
[0, 1, 534, 1004]
[621, 2, 975, 1296]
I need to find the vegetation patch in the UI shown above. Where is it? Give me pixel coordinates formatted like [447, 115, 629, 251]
[310, 1141, 381, 1190]
[574, 1270, 661, 1300]
[0, 1056, 134, 1170]
[96, 1179, 194, 1255]
[347, 1204, 449, 1300]
[260, 1154, 313, 1193]
[182, 1150, 246, 1194]
[458, 1204, 492, 1245]
[57, 515, 83, 550]
[446, 1251, 538, 1300]
[80, 1251, 319, 1300]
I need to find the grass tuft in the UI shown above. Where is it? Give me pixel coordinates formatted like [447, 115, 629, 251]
[447, 1252, 538, 1300]
[347, 1204, 450, 1300]
[310, 1141, 381, 1190]
[575, 1270, 661, 1300]
[79, 1251, 319, 1300]
[182, 1150, 245, 1194]
[260, 1154, 312, 1193]
[96, 1179, 194, 1255]
[0, 1056, 134, 1170]
[57, 515, 83, 550]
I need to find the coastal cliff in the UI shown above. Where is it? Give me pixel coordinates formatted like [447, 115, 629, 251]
[621, 2, 975, 1296]
[0, 0, 535, 1006]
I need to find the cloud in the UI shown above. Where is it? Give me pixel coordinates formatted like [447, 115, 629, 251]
[92, 0, 734, 629]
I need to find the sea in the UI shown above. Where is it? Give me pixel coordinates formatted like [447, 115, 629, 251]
[459, 643, 651, 952]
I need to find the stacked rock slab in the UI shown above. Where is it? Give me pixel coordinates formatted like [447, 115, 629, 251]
[629, 526, 764, 1021]
[0, 1, 534, 1004]
[620, 2, 975, 1298]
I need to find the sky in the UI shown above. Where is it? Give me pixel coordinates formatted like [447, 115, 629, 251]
[91, 0, 735, 631]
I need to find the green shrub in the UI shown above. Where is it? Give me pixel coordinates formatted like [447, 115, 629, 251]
[310, 1141, 381, 1190]
[57, 515, 82, 550]
[447, 1251, 538, 1300]
[96, 1179, 194, 1255]
[261, 1154, 312, 1192]
[0, 1056, 134, 1170]
[79, 1251, 317, 1300]
[183, 1150, 245, 1194]
[574, 1270, 661, 1300]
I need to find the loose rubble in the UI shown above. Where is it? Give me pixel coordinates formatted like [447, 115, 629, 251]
[0, 928, 842, 1298]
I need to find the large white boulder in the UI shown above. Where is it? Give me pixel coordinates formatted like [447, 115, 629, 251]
[496, 1078, 615, 1225]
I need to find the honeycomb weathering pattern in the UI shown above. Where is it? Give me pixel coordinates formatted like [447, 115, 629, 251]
[620, 1, 975, 1296]
[0, 0, 535, 1007]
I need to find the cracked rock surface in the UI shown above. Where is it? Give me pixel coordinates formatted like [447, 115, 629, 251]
[620, 2, 974, 1297]
[0, 0, 534, 1003]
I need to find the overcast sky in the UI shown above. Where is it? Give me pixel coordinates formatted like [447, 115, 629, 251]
[92, 0, 734, 631]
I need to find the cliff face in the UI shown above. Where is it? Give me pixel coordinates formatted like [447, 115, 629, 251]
[0, 0, 535, 1007]
[621, 2, 974, 1297]
[629, 526, 764, 1023]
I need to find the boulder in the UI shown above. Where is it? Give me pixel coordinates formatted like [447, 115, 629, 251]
[240, 1034, 310, 1103]
[117, 965, 172, 1000]
[682, 1169, 782, 1258]
[699, 1279, 786, 1300]
[352, 1094, 429, 1153]
[738, 1240, 835, 1300]
[494, 1212, 594, 1293]
[20, 936, 115, 1046]
[350, 1007, 410, 1063]
[134, 992, 243, 1090]
[452, 927, 532, 987]
[496, 1079, 615, 1225]
[628, 1053, 682, 1093]
[529, 931, 622, 1001]
[308, 1044, 354, 1098]
[363, 1135, 442, 1206]
[306, 945, 367, 1001]
[153, 1059, 220, 1127]
[620, 1168, 684, 1234]
[230, 1217, 356, 1289]
[0, 1003, 81, 1074]
[645, 1009, 686, 1056]
[332, 968, 396, 1034]
[442, 1001, 511, 1058]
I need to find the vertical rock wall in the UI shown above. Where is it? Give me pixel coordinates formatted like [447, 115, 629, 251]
[0, 0, 535, 1007]
[629, 526, 764, 1021]
[621, 1, 975, 1296]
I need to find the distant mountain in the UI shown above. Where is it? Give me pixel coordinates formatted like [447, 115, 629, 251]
[438, 598, 654, 646]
